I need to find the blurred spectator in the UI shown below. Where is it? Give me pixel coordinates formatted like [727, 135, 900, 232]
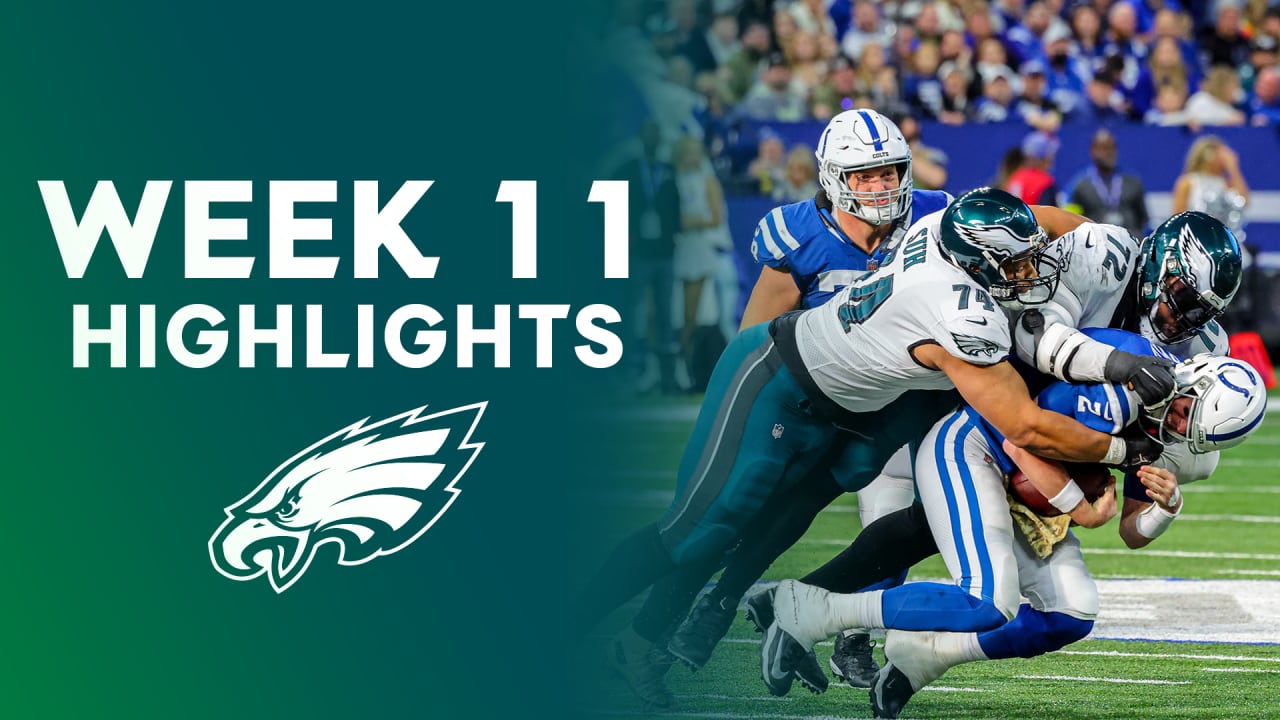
[790, 0, 838, 38]
[810, 54, 862, 119]
[1080, 65, 1132, 121]
[1199, 0, 1251, 69]
[973, 35, 1014, 93]
[1248, 66, 1280, 126]
[746, 129, 788, 195]
[1101, 2, 1148, 65]
[842, 0, 895, 59]
[964, 4, 1000, 50]
[1242, 32, 1279, 93]
[672, 135, 732, 365]
[773, 144, 821, 202]
[665, 0, 718, 75]
[1014, 59, 1065, 130]
[897, 113, 950, 189]
[1144, 83, 1194, 125]
[995, 145, 1027, 189]
[620, 120, 681, 395]
[1067, 4, 1107, 71]
[1043, 23, 1090, 118]
[738, 51, 809, 121]
[915, 1, 946, 44]
[1185, 65, 1247, 126]
[905, 42, 946, 117]
[1173, 136, 1250, 222]
[774, 7, 800, 51]
[1006, 131, 1061, 204]
[737, 0, 776, 32]
[719, 20, 773, 104]
[1064, 128, 1149, 236]
[705, 13, 741, 67]
[975, 66, 1019, 121]
[937, 61, 977, 123]
[1005, 1, 1055, 65]
[785, 31, 828, 98]
[1147, 36, 1193, 104]
[939, 29, 973, 65]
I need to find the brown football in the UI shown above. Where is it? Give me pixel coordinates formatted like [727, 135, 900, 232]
[1010, 463, 1114, 517]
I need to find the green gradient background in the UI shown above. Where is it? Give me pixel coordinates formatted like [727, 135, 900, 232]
[2, 3, 631, 717]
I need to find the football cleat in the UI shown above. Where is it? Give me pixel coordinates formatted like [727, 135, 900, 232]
[668, 593, 737, 671]
[760, 580, 834, 696]
[830, 630, 880, 688]
[605, 630, 678, 711]
[870, 662, 915, 719]
[745, 585, 776, 633]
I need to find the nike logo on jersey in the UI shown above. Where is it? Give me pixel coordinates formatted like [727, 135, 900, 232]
[965, 317, 989, 326]
[1084, 235, 1096, 248]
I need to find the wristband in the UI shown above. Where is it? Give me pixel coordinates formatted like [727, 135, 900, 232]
[1135, 497, 1181, 539]
[1049, 480, 1085, 514]
[1101, 436, 1126, 466]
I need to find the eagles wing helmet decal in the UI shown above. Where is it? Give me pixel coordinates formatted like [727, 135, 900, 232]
[951, 332, 1002, 358]
[209, 403, 486, 593]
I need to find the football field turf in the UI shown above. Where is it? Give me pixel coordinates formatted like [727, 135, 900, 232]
[582, 395, 1280, 720]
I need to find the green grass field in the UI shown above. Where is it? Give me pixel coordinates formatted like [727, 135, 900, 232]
[583, 394, 1280, 719]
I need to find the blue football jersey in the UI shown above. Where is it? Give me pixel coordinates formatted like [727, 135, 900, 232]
[749, 189, 952, 309]
[972, 328, 1180, 493]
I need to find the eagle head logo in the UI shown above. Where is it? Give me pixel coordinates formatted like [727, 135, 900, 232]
[209, 403, 486, 593]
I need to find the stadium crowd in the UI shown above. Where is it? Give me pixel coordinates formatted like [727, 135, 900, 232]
[605, 0, 1273, 393]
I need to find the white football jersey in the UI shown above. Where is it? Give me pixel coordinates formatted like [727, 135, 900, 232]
[1016, 222, 1231, 365]
[794, 210, 1011, 413]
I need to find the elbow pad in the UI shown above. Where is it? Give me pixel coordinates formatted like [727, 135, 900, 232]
[1018, 311, 1112, 383]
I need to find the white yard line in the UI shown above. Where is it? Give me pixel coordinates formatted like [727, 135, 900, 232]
[1202, 667, 1280, 674]
[1013, 674, 1190, 685]
[1056, 649, 1280, 663]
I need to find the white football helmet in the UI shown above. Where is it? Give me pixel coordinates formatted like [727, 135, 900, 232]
[815, 108, 912, 226]
[1146, 355, 1268, 454]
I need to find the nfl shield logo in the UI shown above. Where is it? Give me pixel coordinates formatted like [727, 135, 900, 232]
[772, 423, 785, 439]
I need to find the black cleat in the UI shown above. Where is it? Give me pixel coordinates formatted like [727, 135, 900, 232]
[744, 586, 776, 633]
[830, 630, 880, 688]
[605, 631, 678, 711]
[760, 620, 830, 696]
[870, 662, 916, 719]
[669, 593, 737, 671]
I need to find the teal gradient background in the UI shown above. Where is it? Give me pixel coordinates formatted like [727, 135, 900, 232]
[2, 3, 632, 717]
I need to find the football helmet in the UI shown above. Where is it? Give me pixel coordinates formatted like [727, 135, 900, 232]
[1144, 354, 1267, 454]
[937, 187, 1061, 309]
[1137, 211, 1242, 344]
[815, 109, 912, 226]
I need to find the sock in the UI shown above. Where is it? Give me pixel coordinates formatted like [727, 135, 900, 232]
[801, 502, 938, 593]
[823, 589, 885, 636]
[576, 523, 676, 641]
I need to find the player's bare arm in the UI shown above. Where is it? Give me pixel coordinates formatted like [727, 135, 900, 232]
[1003, 440, 1118, 528]
[1030, 204, 1088, 238]
[913, 344, 1124, 464]
[739, 265, 801, 329]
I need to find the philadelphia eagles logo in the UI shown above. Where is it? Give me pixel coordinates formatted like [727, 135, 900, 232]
[1178, 223, 1223, 307]
[951, 331, 1002, 358]
[954, 223, 1030, 259]
[209, 403, 486, 593]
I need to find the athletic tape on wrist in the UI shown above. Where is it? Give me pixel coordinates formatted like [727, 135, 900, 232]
[1135, 497, 1181, 539]
[1101, 436, 1126, 466]
[1049, 480, 1086, 514]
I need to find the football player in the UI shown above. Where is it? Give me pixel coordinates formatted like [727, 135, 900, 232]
[577, 186, 1163, 710]
[665, 111, 1089, 684]
[750, 207, 1245, 687]
[758, 328, 1266, 718]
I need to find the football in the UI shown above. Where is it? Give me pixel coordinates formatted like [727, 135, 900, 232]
[1010, 463, 1114, 517]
